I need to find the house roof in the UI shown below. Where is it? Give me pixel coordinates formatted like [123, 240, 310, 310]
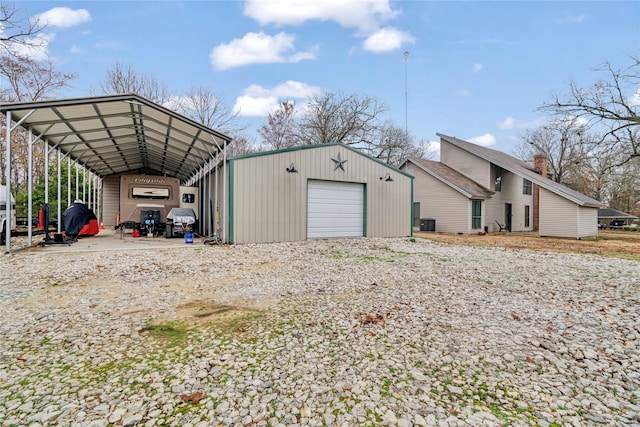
[407, 157, 493, 199]
[437, 133, 604, 208]
[0, 93, 232, 182]
[597, 208, 639, 219]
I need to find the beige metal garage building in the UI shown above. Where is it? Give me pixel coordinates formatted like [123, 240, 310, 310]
[217, 143, 413, 244]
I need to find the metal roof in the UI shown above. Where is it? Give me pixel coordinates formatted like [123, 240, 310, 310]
[598, 208, 638, 219]
[0, 93, 232, 182]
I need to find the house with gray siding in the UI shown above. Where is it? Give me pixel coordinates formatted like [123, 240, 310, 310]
[401, 133, 603, 239]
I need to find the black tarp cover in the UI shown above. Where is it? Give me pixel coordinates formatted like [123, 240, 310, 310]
[62, 202, 96, 236]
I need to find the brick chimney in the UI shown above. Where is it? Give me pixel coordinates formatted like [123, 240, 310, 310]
[533, 154, 548, 230]
[534, 154, 548, 178]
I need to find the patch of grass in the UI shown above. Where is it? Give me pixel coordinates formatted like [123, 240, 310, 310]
[215, 311, 265, 336]
[139, 321, 192, 347]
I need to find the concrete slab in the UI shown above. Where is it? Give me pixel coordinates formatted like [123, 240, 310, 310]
[34, 229, 205, 253]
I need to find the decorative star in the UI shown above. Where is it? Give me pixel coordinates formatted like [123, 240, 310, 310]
[331, 153, 348, 171]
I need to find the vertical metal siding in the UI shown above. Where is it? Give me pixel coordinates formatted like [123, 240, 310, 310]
[101, 175, 120, 227]
[229, 145, 411, 243]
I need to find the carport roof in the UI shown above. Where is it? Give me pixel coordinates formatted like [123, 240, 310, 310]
[0, 93, 232, 182]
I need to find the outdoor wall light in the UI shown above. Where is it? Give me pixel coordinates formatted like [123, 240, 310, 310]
[380, 173, 393, 182]
[286, 163, 298, 173]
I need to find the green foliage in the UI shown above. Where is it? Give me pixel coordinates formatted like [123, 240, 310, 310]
[13, 163, 88, 219]
[139, 321, 193, 348]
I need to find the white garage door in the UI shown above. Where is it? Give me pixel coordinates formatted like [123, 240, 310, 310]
[307, 180, 364, 238]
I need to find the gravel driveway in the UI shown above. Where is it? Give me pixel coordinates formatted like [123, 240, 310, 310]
[1, 237, 638, 426]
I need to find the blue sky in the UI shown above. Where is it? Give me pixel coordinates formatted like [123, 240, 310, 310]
[5, 1, 640, 157]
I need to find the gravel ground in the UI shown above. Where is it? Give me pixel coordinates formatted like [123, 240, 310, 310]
[0, 237, 639, 427]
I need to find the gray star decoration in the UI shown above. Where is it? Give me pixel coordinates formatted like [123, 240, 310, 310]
[331, 153, 348, 171]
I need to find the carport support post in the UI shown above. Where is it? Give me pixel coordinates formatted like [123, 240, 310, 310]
[67, 157, 71, 207]
[4, 111, 11, 253]
[44, 142, 49, 204]
[27, 128, 33, 247]
[75, 165, 78, 201]
[57, 150, 62, 233]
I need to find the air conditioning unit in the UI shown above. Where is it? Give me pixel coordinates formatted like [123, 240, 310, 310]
[419, 218, 435, 232]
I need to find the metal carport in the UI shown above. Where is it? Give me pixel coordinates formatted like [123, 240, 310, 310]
[1, 93, 232, 253]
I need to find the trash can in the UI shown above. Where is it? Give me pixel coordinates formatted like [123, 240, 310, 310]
[419, 218, 435, 232]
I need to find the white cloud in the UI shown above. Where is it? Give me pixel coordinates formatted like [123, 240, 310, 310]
[496, 116, 545, 130]
[469, 133, 496, 147]
[243, 0, 398, 34]
[426, 140, 440, 158]
[497, 116, 517, 130]
[34, 7, 91, 28]
[234, 95, 279, 117]
[557, 15, 585, 25]
[472, 63, 483, 72]
[554, 115, 589, 128]
[233, 81, 322, 117]
[628, 89, 640, 107]
[4, 33, 53, 61]
[454, 89, 472, 97]
[362, 27, 415, 53]
[210, 32, 316, 71]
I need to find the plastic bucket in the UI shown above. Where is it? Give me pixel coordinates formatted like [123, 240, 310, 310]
[185, 232, 193, 244]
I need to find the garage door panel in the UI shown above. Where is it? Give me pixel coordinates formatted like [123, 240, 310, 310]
[307, 180, 364, 239]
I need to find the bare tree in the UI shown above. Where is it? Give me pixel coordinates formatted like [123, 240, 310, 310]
[604, 157, 640, 215]
[98, 61, 171, 104]
[225, 133, 258, 157]
[0, 1, 45, 56]
[296, 92, 386, 146]
[365, 121, 427, 166]
[0, 55, 75, 102]
[540, 57, 640, 167]
[178, 86, 246, 135]
[514, 117, 590, 184]
[258, 101, 298, 149]
[1, 2, 75, 188]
